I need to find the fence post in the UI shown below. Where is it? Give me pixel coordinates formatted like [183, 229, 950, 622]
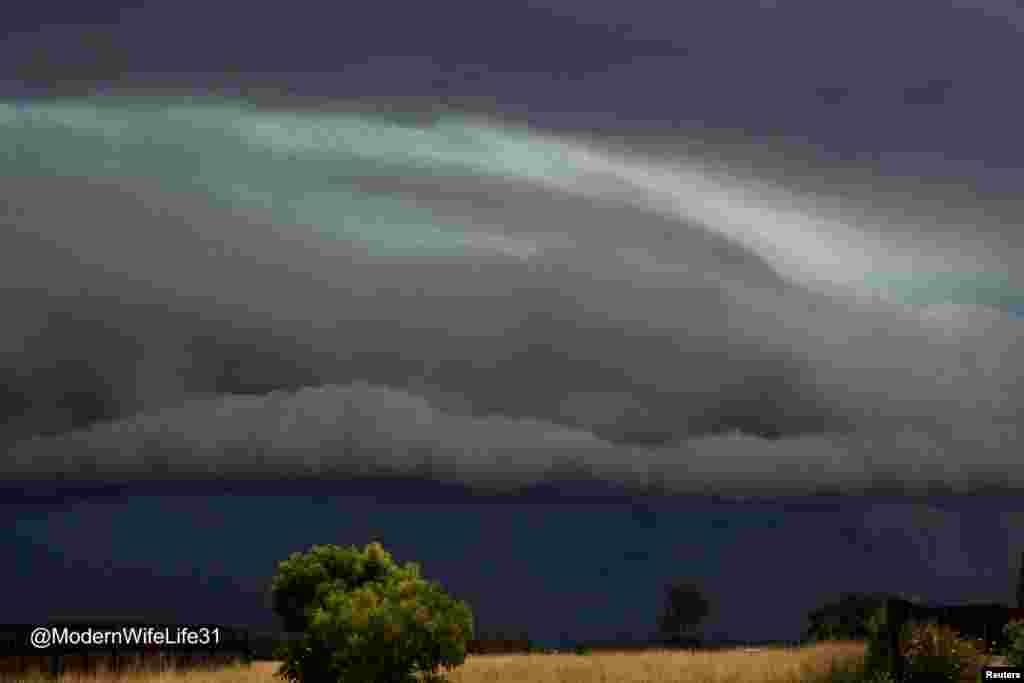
[886, 597, 905, 681]
[48, 653, 62, 679]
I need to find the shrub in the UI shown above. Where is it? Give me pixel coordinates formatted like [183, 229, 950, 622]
[862, 671, 897, 683]
[898, 619, 973, 683]
[572, 644, 592, 655]
[270, 541, 474, 683]
[1005, 619, 1024, 667]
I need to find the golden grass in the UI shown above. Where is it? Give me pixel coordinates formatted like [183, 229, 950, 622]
[0, 661, 274, 683]
[1, 642, 867, 683]
[441, 642, 866, 683]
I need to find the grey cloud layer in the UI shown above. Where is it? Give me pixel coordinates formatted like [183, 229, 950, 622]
[2, 101, 1022, 495]
[7, 381, 1023, 496]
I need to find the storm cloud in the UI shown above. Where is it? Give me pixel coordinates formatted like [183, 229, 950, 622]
[2, 95, 1022, 496]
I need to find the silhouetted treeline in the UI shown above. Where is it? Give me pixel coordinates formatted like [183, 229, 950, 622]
[804, 592, 893, 641]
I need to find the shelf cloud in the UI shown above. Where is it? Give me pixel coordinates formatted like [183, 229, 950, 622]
[3, 96, 1022, 496]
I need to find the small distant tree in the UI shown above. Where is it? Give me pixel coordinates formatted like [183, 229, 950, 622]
[657, 579, 710, 645]
[270, 542, 474, 683]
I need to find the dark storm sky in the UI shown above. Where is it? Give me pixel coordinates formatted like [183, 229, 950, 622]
[4, 0, 1024, 185]
[3, 0, 1024, 647]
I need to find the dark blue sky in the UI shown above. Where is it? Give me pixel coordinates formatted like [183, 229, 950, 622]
[6, 481, 1024, 646]
[3, 0, 1024, 649]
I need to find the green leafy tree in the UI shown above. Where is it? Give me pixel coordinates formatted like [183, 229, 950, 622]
[656, 579, 710, 645]
[270, 542, 474, 683]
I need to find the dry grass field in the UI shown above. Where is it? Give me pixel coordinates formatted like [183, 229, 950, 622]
[1, 641, 868, 683]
